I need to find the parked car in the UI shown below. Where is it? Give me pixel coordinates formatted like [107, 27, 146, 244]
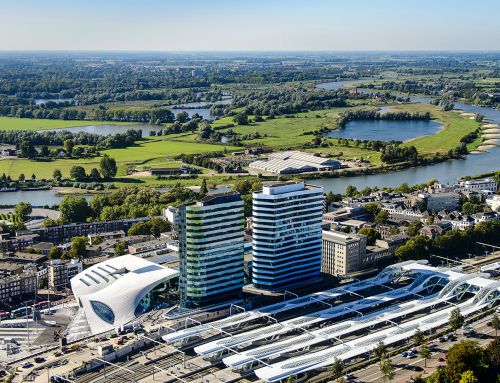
[22, 362, 33, 369]
[34, 357, 45, 363]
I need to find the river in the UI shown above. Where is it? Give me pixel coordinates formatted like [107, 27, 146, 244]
[2, 83, 499, 204]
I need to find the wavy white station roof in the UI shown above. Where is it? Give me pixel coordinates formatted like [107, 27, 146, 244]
[163, 262, 422, 344]
[255, 278, 500, 382]
[71, 254, 179, 335]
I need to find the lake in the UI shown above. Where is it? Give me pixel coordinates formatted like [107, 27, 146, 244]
[323, 119, 443, 141]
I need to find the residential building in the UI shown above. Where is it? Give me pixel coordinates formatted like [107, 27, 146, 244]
[252, 182, 324, 290]
[178, 192, 245, 306]
[48, 259, 83, 291]
[163, 206, 180, 230]
[419, 222, 453, 239]
[0, 272, 36, 302]
[322, 230, 367, 276]
[459, 178, 497, 193]
[472, 211, 500, 224]
[419, 192, 462, 212]
[30, 242, 54, 256]
[88, 230, 125, 245]
[486, 195, 500, 211]
[32, 217, 148, 244]
[0, 233, 38, 251]
[364, 235, 409, 267]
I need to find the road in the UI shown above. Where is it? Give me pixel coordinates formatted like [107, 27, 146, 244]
[352, 314, 497, 383]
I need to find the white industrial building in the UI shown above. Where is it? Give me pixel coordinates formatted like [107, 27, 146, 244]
[70, 254, 178, 335]
[249, 151, 341, 174]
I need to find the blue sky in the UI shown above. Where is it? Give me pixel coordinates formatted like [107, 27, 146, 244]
[1, 0, 499, 51]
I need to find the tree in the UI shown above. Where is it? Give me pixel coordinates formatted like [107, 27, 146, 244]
[100, 155, 117, 180]
[14, 202, 32, 222]
[18, 173, 25, 182]
[449, 308, 465, 332]
[419, 344, 432, 368]
[345, 184, 358, 197]
[38, 145, 49, 157]
[373, 341, 387, 359]
[364, 202, 382, 220]
[199, 178, 208, 197]
[70, 165, 87, 182]
[486, 337, 500, 375]
[492, 314, 500, 338]
[233, 113, 249, 125]
[459, 370, 478, 383]
[89, 168, 101, 181]
[379, 356, 395, 382]
[406, 221, 424, 237]
[359, 227, 380, 245]
[445, 340, 487, 383]
[413, 328, 424, 346]
[53, 169, 62, 180]
[128, 218, 170, 238]
[60, 196, 91, 223]
[69, 236, 87, 259]
[114, 242, 127, 257]
[48, 246, 63, 260]
[374, 210, 390, 225]
[331, 358, 344, 380]
[64, 139, 74, 154]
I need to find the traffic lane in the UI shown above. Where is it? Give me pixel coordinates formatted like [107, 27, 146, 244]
[352, 315, 496, 383]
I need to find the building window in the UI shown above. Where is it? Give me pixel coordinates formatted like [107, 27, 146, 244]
[90, 300, 115, 324]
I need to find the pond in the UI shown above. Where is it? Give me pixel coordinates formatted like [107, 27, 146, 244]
[323, 119, 443, 142]
[0, 190, 91, 207]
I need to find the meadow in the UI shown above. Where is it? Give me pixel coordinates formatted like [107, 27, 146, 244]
[0, 117, 130, 131]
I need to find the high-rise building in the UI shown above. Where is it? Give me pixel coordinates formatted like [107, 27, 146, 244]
[178, 192, 245, 307]
[252, 181, 324, 290]
[322, 230, 367, 276]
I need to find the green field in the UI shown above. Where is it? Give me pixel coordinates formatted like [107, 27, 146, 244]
[393, 104, 481, 154]
[0, 117, 131, 131]
[0, 138, 240, 178]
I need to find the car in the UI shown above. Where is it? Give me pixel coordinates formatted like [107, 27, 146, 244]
[496, 307, 500, 313]
[427, 341, 436, 348]
[407, 353, 416, 359]
[487, 321, 492, 326]
[401, 351, 409, 357]
[409, 348, 417, 354]
[344, 373, 355, 381]
[446, 333, 456, 340]
[34, 357, 45, 363]
[439, 336, 447, 342]
[22, 362, 33, 369]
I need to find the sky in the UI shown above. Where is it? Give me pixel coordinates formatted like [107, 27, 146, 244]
[1, 0, 499, 51]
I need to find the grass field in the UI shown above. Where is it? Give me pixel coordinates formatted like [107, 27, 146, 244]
[212, 106, 377, 148]
[393, 104, 481, 154]
[0, 117, 132, 131]
[0, 138, 240, 178]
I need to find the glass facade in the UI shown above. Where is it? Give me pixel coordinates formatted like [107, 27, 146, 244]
[179, 192, 245, 307]
[90, 300, 115, 324]
[252, 182, 323, 290]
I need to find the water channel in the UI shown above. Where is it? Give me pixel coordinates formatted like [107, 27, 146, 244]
[2, 82, 499, 205]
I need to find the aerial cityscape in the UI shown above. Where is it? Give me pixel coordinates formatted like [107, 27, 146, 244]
[0, 1, 500, 383]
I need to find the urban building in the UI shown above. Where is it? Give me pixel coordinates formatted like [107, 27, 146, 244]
[459, 177, 497, 193]
[48, 259, 83, 291]
[163, 206, 180, 230]
[486, 195, 500, 211]
[178, 192, 245, 306]
[70, 254, 179, 335]
[322, 230, 367, 276]
[88, 230, 125, 245]
[418, 191, 462, 212]
[252, 182, 324, 290]
[32, 217, 149, 244]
